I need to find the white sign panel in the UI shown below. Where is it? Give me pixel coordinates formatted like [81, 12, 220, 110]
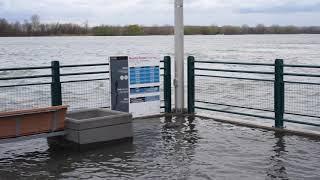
[110, 56, 161, 118]
[128, 56, 161, 117]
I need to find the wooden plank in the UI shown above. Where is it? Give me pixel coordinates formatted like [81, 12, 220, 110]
[0, 105, 68, 118]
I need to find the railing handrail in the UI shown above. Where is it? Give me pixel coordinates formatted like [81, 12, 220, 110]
[60, 63, 109, 68]
[284, 72, 320, 77]
[284, 64, 320, 68]
[194, 60, 320, 82]
[0, 63, 110, 72]
[195, 74, 274, 82]
[195, 67, 275, 75]
[60, 71, 110, 77]
[0, 74, 52, 81]
[61, 78, 110, 84]
[0, 66, 51, 71]
[0, 82, 52, 88]
[195, 60, 275, 66]
[194, 60, 320, 69]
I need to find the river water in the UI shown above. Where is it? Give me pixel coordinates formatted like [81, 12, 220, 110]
[0, 35, 320, 179]
[0, 35, 320, 66]
[1, 35, 320, 125]
[0, 117, 320, 179]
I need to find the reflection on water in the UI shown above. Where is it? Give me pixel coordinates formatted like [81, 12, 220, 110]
[0, 116, 319, 179]
[267, 132, 288, 180]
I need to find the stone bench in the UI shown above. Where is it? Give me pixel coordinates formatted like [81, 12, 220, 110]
[65, 108, 133, 145]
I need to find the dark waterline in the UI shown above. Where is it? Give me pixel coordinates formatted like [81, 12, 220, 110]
[0, 116, 319, 179]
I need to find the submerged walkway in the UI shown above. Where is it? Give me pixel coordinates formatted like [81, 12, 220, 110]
[0, 116, 319, 179]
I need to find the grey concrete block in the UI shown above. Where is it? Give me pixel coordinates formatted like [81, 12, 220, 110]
[65, 108, 133, 145]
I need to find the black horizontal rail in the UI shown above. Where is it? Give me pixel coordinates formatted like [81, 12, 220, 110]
[60, 71, 109, 77]
[195, 68, 274, 75]
[195, 60, 274, 66]
[284, 81, 320, 85]
[196, 100, 274, 113]
[284, 119, 320, 127]
[0, 74, 52, 81]
[0, 82, 51, 88]
[195, 106, 274, 120]
[284, 72, 320, 78]
[196, 100, 320, 119]
[285, 112, 320, 119]
[60, 63, 109, 68]
[284, 64, 320, 68]
[0, 66, 51, 71]
[61, 78, 110, 84]
[195, 74, 274, 82]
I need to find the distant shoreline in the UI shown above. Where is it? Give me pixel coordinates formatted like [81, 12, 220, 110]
[1, 15, 320, 37]
[1, 33, 320, 38]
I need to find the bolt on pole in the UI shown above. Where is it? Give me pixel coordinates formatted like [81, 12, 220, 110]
[174, 0, 185, 112]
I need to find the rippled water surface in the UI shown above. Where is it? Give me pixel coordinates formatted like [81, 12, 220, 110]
[0, 117, 319, 179]
[0, 35, 320, 179]
[2, 35, 319, 127]
[1, 35, 320, 67]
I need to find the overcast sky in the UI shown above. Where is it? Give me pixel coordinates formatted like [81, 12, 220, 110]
[0, 0, 319, 26]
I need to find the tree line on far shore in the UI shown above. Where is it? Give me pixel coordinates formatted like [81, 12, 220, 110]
[1, 15, 320, 37]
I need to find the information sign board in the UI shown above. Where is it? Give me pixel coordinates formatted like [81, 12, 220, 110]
[110, 56, 160, 117]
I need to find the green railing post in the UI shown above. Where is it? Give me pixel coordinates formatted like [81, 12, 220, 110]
[188, 56, 195, 114]
[51, 61, 62, 106]
[164, 56, 172, 113]
[274, 59, 284, 128]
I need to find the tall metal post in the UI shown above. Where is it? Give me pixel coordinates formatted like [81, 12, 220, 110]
[164, 56, 172, 113]
[174, 0, 185, 112]
[274, 59, 284, 128]
[187, 56, 195, 114]
[51, 61, 62, 106]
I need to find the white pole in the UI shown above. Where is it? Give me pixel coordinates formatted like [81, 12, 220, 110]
[174, 0, 184, 112]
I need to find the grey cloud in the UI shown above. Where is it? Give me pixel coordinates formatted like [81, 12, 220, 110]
[0, 0, 319, 26]
[238, 3, 320, 14]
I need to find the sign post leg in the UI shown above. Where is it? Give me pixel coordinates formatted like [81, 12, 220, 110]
[174, 0, 185, 113]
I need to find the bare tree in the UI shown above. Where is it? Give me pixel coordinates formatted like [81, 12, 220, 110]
[31, 14, 40, 34]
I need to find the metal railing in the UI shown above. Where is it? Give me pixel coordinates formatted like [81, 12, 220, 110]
[0, 62, 111, 111]
[187, 56, 320, 129]
[2, 55, 318, 129]
[0, 57, 172, 112]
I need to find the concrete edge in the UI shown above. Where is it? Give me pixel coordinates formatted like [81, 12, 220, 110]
[66, 122, 133, 131]
[48, 136, 133, 151]
[66, 114, 132, 124]
[67, 108, 130, 116]
[196, 115, 320, 139]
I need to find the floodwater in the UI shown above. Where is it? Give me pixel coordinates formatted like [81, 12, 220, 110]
[0, 35, 320, 179]
[0, 116, 319, 180]
[1, 35, 320, 66]
[0, 35, 319, 127]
